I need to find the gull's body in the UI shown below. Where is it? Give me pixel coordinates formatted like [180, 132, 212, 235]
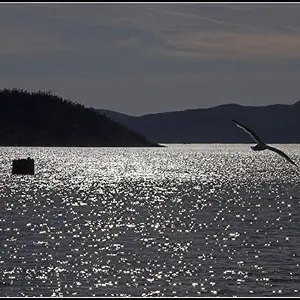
[233, 119, 297, 167]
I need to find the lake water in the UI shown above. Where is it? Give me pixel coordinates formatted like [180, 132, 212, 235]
[1, 144, 300, 297]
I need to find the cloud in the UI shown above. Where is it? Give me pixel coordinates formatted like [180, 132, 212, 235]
[1, 3, 300, 115]
[146, 6, 265, 33]
[164, 31, 300, 59]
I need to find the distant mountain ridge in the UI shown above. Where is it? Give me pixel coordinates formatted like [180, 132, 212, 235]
[0, 88, 161, 147]
[98, 101, 300, 143]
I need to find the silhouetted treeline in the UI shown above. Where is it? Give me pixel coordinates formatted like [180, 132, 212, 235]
[0, 88, 161, 147]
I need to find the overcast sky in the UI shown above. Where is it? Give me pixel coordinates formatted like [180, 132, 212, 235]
[1, 3, 300, 115]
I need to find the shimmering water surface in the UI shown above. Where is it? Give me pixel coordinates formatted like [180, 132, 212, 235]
[1, 144, 300, 297]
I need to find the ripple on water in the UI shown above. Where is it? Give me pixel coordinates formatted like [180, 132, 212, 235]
[1, 145, 300, 296]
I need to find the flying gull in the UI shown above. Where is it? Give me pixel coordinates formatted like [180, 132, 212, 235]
[233, 119, 297, 167]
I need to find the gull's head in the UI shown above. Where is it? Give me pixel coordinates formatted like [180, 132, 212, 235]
[251, 143, 266, 151]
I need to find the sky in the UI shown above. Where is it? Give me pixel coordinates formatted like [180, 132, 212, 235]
[1, 2, 300, 116]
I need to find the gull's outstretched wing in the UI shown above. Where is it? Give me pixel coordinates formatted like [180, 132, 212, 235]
[266, 145, 298, 167]
[232, 120, 264, 144]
